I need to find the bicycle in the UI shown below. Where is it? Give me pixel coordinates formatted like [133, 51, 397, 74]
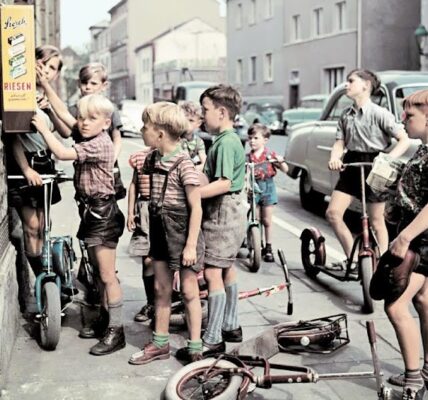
[300, 162, 380, 313]
[164, 318, 392, 400]
[8, 172, 76, 350]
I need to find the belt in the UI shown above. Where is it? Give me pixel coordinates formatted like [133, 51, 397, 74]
[225, 190, 241, 195]
[27, 149, 49, 157]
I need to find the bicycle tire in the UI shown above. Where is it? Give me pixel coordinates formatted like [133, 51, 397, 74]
[301, 228, 325, 278]
[169, 299, 208, 327]
[164, 358, 243, 400]
[248, 225, 262, 273]
[40, 282, 61, 350]
[361, 257, 374, 314]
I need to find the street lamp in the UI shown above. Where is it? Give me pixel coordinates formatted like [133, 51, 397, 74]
[415, 24, 428, 56]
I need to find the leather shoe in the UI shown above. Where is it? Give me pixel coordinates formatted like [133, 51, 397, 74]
[79, 306, 109, 339]
[89, 326, 126, 356]
[202, 341, 225, 357]
[175, 347, 203, 363]
[128, 342, 170, 365]
[222, 326, 243, 343]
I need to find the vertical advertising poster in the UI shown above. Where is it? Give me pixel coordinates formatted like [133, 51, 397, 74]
[0, 4, 36, 133]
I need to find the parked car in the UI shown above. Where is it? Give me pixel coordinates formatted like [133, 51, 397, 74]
[285, 71, 428, 212]
[243, 101, 284, 134]
[118, 100, 145, 136]
[282, 94, 329, 134]
[173, 80, 217, 104]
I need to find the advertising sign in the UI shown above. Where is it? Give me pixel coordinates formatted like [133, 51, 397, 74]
[0, 4, 36, 133]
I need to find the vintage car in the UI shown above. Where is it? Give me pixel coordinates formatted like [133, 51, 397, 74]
[282, 94, 329, 134]
[285, 71, 428, 212]
[118, 99, 145, 136]
[243, 100, 284, 134]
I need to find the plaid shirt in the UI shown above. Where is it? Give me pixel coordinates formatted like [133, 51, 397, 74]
[73, 130, 115, 198]
[247, 148, 278, 181]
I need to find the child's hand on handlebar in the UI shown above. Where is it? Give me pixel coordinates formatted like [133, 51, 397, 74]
[328, 158, 343, 171]
[23, 167, 43, 186]
[182, 245, 197, 266]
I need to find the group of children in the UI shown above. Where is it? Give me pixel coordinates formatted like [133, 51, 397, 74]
[9, 45, 428, 400]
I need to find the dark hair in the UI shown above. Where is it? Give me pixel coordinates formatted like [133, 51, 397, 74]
[248, 123, 271, 139]
[35, 45, 63, 71]
[200, 84, 242, 120]
[346, 68, 380, 95]
[79, 62, 108, 83]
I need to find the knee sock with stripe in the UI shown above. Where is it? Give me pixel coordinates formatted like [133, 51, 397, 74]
[404, 369, 424, 392]
[222, 282, 239, 331]
[153, 332, 169, 348]
[421, 362, 428, 388]
[203, 289, 226, 345]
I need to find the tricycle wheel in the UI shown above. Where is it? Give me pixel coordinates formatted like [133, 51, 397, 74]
[40, 281, 61, 350]
[164, 358, 243, 400]
[301, 228, 325, 278]
[360, 256, 375, 314]
[247, 225, 262, 273]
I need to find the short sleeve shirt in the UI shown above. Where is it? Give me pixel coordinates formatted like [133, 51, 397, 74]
[247, 148, 278, 180]
[149, 146, 199, 208]
[203, 129, 246, 192]
[336, 100, 405, 152]
[73, 131, 115, 198]
[129, 147, 152, 196]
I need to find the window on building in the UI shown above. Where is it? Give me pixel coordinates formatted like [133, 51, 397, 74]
[335, 1, 346, 31]
[249, 0, 256, 25]
[313, 8, 323, 37]
[265, 0, 273, 19]
[264, 53, 273, 82]
[236, 3, 243, 29]
[324, 67, 345, 93]
[250, 56, 257, 83]
[236, 59, 243, 84]
[292, 15, 301, 41]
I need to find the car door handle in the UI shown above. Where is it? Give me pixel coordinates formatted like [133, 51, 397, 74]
[317, 145, 332, 152]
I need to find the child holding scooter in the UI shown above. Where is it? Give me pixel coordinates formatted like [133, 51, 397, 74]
[247, 123, 288, 262]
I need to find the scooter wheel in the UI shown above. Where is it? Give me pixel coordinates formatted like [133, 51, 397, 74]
[301, 228, 325, 278]
[247, 225, 262, 273]
[39, 281, 61, 350]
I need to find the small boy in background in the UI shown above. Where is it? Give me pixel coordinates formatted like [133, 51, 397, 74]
[128, 102, 204, 365]
[127, 147, 154, 322]
[179, 101, 206, 171]
[32, 94, 126, 356]
[247, 123, 288, 262]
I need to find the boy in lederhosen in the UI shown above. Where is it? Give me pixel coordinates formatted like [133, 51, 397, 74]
[32, 94, 126, 356]
[128, 102, 204, 365]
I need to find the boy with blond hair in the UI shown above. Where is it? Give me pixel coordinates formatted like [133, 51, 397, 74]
[32, 94, 126, 356]
[179, 101, 206, 170]
[128, 102, 204, 365]
[197, 85, 247, 355]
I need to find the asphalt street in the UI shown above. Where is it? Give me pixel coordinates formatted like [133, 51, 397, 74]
[2, 134, 416, 400]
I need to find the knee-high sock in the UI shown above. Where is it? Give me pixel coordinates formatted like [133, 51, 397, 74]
[203, 290, 226, 345]
[222, 282, 239, 331]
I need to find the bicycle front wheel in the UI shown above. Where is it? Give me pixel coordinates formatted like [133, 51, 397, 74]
[164, 358, 243, 400]
[360, 257, 374, 314]
[40, 282, 61, 350]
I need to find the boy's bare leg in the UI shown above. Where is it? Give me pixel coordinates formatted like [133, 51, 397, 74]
[180, 268, 201, 341]
[413, 278, 428, 375]
[367, 202, 388, 255]
[386, 273, 426, 370]
[261, 205, 273, 244]
[153, 260, 173, 335]
[325, 190, 354, 259]
[20, 206, 44, 255]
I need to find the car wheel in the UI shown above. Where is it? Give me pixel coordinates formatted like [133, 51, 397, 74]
[299, 170, 326, 214]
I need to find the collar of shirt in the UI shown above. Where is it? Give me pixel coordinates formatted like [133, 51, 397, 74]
[160, 143, 182, 162]
[250, 147, 268, 162]
[349, 99, 372, 116]
[215, 128, 235, 141]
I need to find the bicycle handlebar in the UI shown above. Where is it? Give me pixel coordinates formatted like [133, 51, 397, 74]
[342, 162, 373, 168]
[8, 173, 73, 183]
[246, 159, 284, 166]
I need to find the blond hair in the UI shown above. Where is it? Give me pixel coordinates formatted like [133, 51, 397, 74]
[77, 94, 114, 119]
[142, 102, 190, 139]
[403, 89, 428, 111]
[180, 101, 202, 119]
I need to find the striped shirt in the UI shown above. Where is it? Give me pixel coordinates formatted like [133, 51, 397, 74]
[129, 148, 152, 196]
[148, 147, 199, 208]
[73, 130, 115, 198]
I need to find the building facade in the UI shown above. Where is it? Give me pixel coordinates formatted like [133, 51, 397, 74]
[107, 0, 225, 105]
[227, 0, 421, 108]
[135, 18, 226, 104]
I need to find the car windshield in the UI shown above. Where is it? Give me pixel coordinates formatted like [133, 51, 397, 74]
[394, 85, 428, 120]
[185, 87, 210, 103]
[300, 99, 325, 108]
